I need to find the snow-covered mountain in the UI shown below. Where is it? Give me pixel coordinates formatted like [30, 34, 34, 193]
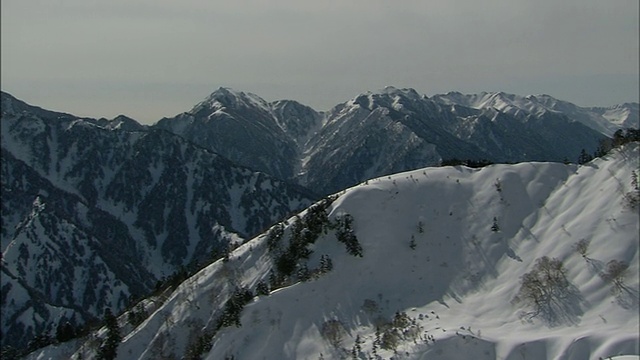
[29, 142, 639, 360]
[155, 87, 624, 195]
[0, 91, 316, 350]
[431, 91, 639, 137]
[308, 87, 615, 194]
[154, 88, 323, 181]
[589, 103, 639, 131]
[1, 88, 637, 357]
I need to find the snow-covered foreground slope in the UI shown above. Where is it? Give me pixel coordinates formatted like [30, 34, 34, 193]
[31, 144, 639, 360]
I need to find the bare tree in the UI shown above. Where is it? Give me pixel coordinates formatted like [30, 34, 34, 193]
[321, 320, 345, 348]
[601, 260, 629, 288]
[514, 256, 583, 325]
[573, 239, 590, 258]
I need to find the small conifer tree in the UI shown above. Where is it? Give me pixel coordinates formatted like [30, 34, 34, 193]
[578, 149, 593, 164]
[97, 308, 121, 360]
[256, 281, 270, 296]
[491, 217, 500, 232]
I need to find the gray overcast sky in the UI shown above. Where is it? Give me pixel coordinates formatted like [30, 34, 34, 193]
[1, 0, 638, 124]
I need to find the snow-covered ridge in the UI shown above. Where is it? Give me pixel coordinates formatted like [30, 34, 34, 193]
[432, 91, 638, 136]
[590, 102, 640, 129]
[33, 143, 639, 359]
[160, 86, 636, 195]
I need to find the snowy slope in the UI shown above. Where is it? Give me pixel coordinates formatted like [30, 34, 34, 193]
[32, 143, 639, 360]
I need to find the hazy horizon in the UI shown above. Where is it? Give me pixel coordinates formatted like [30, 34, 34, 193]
[2, 1, 638, 124]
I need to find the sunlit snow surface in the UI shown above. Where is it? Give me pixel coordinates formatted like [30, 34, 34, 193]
[29, 144, 639, 360]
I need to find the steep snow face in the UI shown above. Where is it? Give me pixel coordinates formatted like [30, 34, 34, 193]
[39, 143, 638, 360]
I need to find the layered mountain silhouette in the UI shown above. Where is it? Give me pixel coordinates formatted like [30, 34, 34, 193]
[157, 86, 633, 195]
[1, 87, 637, 354]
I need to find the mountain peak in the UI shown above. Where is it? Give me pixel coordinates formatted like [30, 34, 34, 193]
[346, 86, 425, 110]
[98, 115, 146, 131]
[207, 86, 243, 101]
[190, 87, 270, 115]
[364, 86, 422, 101]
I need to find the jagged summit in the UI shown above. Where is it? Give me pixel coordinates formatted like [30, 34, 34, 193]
[345, 86, 425, 110]
[189, 87, 271, 116]
[155, 88, 304, 181]
[432, 91, 638, 136]
[91, 115, 146, 131]
[379, 86, 423, 99]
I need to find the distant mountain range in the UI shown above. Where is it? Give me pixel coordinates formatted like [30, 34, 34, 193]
[156, 87, 636, 195]
[0, 87, 637, 353]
